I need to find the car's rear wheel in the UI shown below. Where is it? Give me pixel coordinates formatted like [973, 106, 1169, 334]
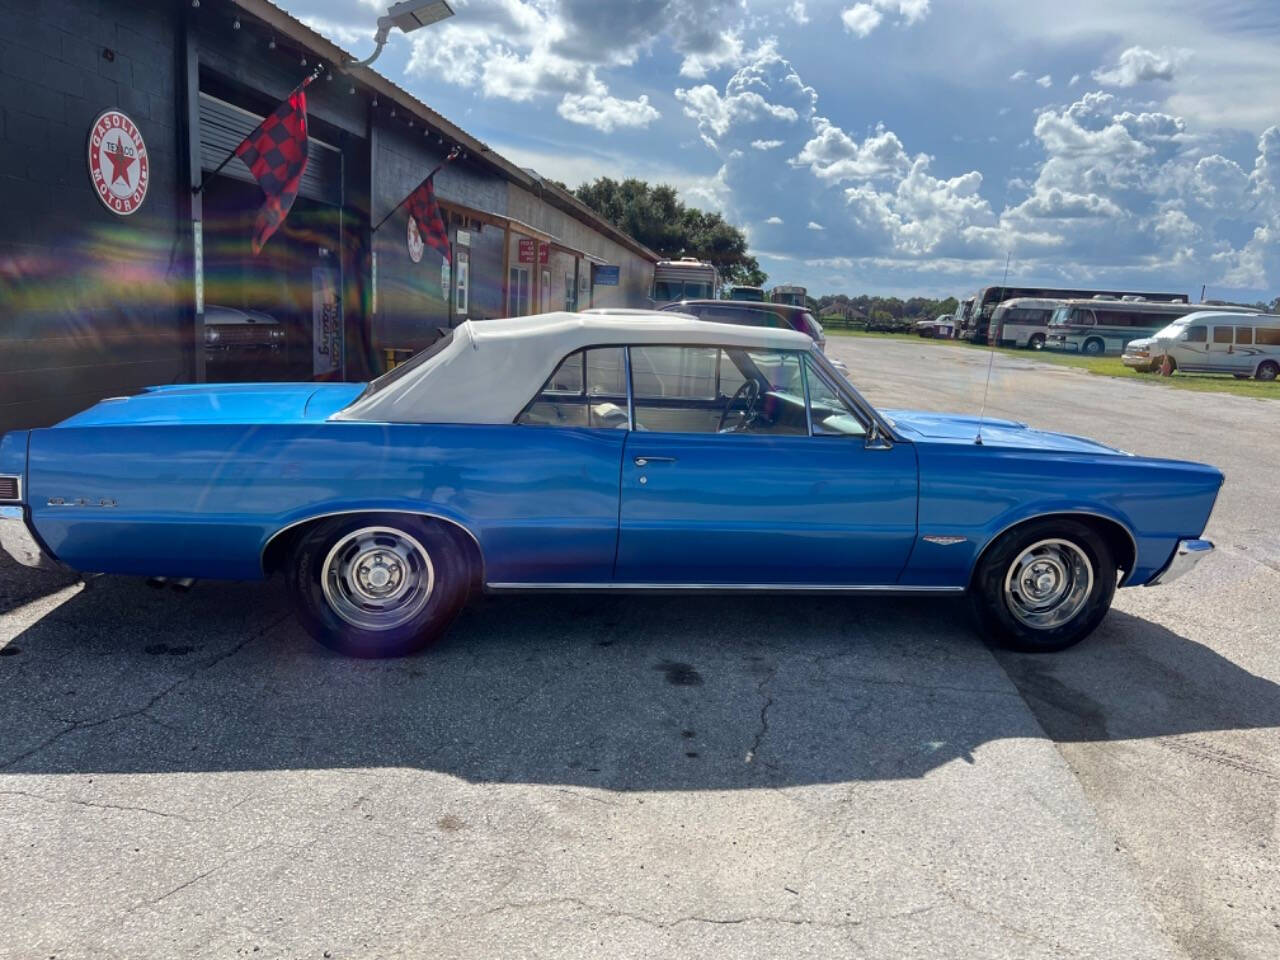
[1256, 361, 1279, 382]
[287, 514, 471, 657]
[970, 518, 1116, 652]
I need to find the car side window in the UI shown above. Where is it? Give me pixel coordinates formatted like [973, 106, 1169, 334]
[1184, 326, 1207, 343]
[629, 346, 807, 436]
[1236, 326, 1253, 345]
[1212, 326, 1233, 344]
[804, 358, 867, 437]
[517, 347, 629, 429]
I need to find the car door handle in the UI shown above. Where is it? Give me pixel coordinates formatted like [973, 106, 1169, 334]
[633, 456, 677, 466]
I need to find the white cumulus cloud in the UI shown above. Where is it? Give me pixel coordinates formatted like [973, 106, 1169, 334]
[808, 221, 826, 230]
[765, 215, 784, 224]
[1092, 46, 1190, 87]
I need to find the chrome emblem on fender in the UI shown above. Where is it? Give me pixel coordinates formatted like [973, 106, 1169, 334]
[923, 535, 968, 546]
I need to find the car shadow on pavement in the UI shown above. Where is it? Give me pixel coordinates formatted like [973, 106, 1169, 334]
[0, 553, 80, 615]
[1, 574, 1277, 787]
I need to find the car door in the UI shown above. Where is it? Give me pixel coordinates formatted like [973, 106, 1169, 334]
[495, 346, 630, 584]
[614, 345, 918, 586]
[1204, 324, 1243, 372]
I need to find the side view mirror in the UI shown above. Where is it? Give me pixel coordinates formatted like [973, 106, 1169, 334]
[864, 420, 893, 450]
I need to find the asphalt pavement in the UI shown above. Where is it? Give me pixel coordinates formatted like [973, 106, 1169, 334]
[1, 336, 1276, 959]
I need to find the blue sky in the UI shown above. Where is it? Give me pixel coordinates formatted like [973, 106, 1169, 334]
[282, 0, 1280, 301]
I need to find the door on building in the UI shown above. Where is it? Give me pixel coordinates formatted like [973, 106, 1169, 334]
[197, 90, 346, 383]
[508, 266, 530, 316]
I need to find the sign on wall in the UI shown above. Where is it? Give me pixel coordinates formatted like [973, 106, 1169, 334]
[88, 109, 149, 216]
[407, 217, 424, 263]
[312, 267, 341, 379]
[593, 264, 620, 286]
[518, 237, 549, 264]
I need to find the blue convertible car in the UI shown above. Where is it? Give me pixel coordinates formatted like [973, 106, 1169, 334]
[1, 312, 1220, 657]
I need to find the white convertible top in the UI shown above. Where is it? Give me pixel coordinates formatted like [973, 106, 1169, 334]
[334, 310, 813, 424]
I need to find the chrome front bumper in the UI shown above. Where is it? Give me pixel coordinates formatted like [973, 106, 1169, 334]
[1147, 539, 1214, 586]
[0, 505, 62, 571]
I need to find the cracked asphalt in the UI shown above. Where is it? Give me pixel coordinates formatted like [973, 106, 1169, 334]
[1, 336, 1277, 959]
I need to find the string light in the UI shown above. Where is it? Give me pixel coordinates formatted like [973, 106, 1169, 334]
[348, 85, 356, 95]
[268, 37, 276, 50]
[371, 96, 379, 108]
[300, 55, 307, 66]
[232, 17, 240, 30]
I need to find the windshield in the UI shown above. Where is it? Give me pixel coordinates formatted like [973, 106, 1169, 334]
[1152, 318, 1191, 339]
[1049, 306, 1070, 327]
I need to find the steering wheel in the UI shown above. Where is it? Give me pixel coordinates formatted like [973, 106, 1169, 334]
[717, 379, 760, 433]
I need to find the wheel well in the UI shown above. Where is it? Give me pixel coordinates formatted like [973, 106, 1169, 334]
[261, 511, 485, 586]
[971, 512, 1136, 587]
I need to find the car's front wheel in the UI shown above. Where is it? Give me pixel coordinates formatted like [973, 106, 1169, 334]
[287, 514, 471, 657]
[970, 518, 1116, 652]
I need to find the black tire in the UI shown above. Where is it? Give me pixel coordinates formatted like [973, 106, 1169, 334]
[1256, 361, 1279, 382]
[969, 518, 1116, 652]
[1082, 338, 1105, 356]
[1028, 334, 1045, 351]
[287, 514, 472, 658]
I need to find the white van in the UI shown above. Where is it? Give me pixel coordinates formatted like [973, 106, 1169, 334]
[1122, 311, 1280, 380]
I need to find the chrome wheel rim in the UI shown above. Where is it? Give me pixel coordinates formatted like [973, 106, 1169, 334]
[1003, 538, 1093, 630]
[321, 526, 434, 632]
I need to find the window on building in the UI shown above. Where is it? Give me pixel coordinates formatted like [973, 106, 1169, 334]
[516, 348, 629, 429]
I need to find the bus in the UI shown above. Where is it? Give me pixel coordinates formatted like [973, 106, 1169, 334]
[770, 284, 807, 307]
[961, 286, 1189, 343]
[1045, 299, 1256, 356]
[989, 297, 1064, 349]
[726, 285, 766, 302]
[651, 258, 720, 304]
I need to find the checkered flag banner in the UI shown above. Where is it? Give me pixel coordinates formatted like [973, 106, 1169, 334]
[235, 76, 313, 253]
[407, 175, 451, 264]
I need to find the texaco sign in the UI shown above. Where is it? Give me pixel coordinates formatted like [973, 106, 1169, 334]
[407, 216, 424, 263]
[88, 109, 149, 216]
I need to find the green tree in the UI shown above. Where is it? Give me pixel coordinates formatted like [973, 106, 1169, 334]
[574, 177, 766, 288]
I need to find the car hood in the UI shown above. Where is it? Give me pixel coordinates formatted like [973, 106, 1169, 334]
[54, 382, 366, 427]
[881, 408, 1126, 455]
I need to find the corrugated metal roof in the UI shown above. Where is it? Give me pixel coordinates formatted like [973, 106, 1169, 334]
[231, 0, 660, 264]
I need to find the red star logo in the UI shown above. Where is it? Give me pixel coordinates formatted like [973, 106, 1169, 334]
[104, 136, 134, 186]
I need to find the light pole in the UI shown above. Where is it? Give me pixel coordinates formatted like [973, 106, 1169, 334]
[347, 0, 454, 69]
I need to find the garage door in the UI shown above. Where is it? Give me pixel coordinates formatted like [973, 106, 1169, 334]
[198, 92, 342, 205]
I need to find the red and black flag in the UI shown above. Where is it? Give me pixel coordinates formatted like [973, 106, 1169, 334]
[406, 175, 451, 264]
[235, 77, 312, 253]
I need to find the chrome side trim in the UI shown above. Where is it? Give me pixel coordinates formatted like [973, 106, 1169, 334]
[0, 474, 20, 503]
[1146, 539, 1213, 586]
[260, 509, 484, 578]
[923, 535, 968, 546]
[485, 582, 965, 595]
[972, 510, 1141, 587]
[0, 505, 63, 571]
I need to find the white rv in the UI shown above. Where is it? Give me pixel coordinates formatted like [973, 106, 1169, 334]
[651, 258, 720, 304]
[1122, 311, 1280, 380]
[990, 297, 1064, 349]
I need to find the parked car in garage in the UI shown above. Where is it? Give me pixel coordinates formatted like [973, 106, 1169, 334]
[1123, 311, 1280, 379]
[203, 304, 287, 372]
[0, 312, 1221, 658]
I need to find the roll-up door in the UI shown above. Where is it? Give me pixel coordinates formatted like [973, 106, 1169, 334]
[198, 92, 342, 205]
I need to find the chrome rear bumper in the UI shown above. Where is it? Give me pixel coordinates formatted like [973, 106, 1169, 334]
[0, 505, 62, 571]
[1147, 539, 1214, 586]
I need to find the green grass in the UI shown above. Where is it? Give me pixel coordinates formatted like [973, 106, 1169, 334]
[826, 328, 1280, 399]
